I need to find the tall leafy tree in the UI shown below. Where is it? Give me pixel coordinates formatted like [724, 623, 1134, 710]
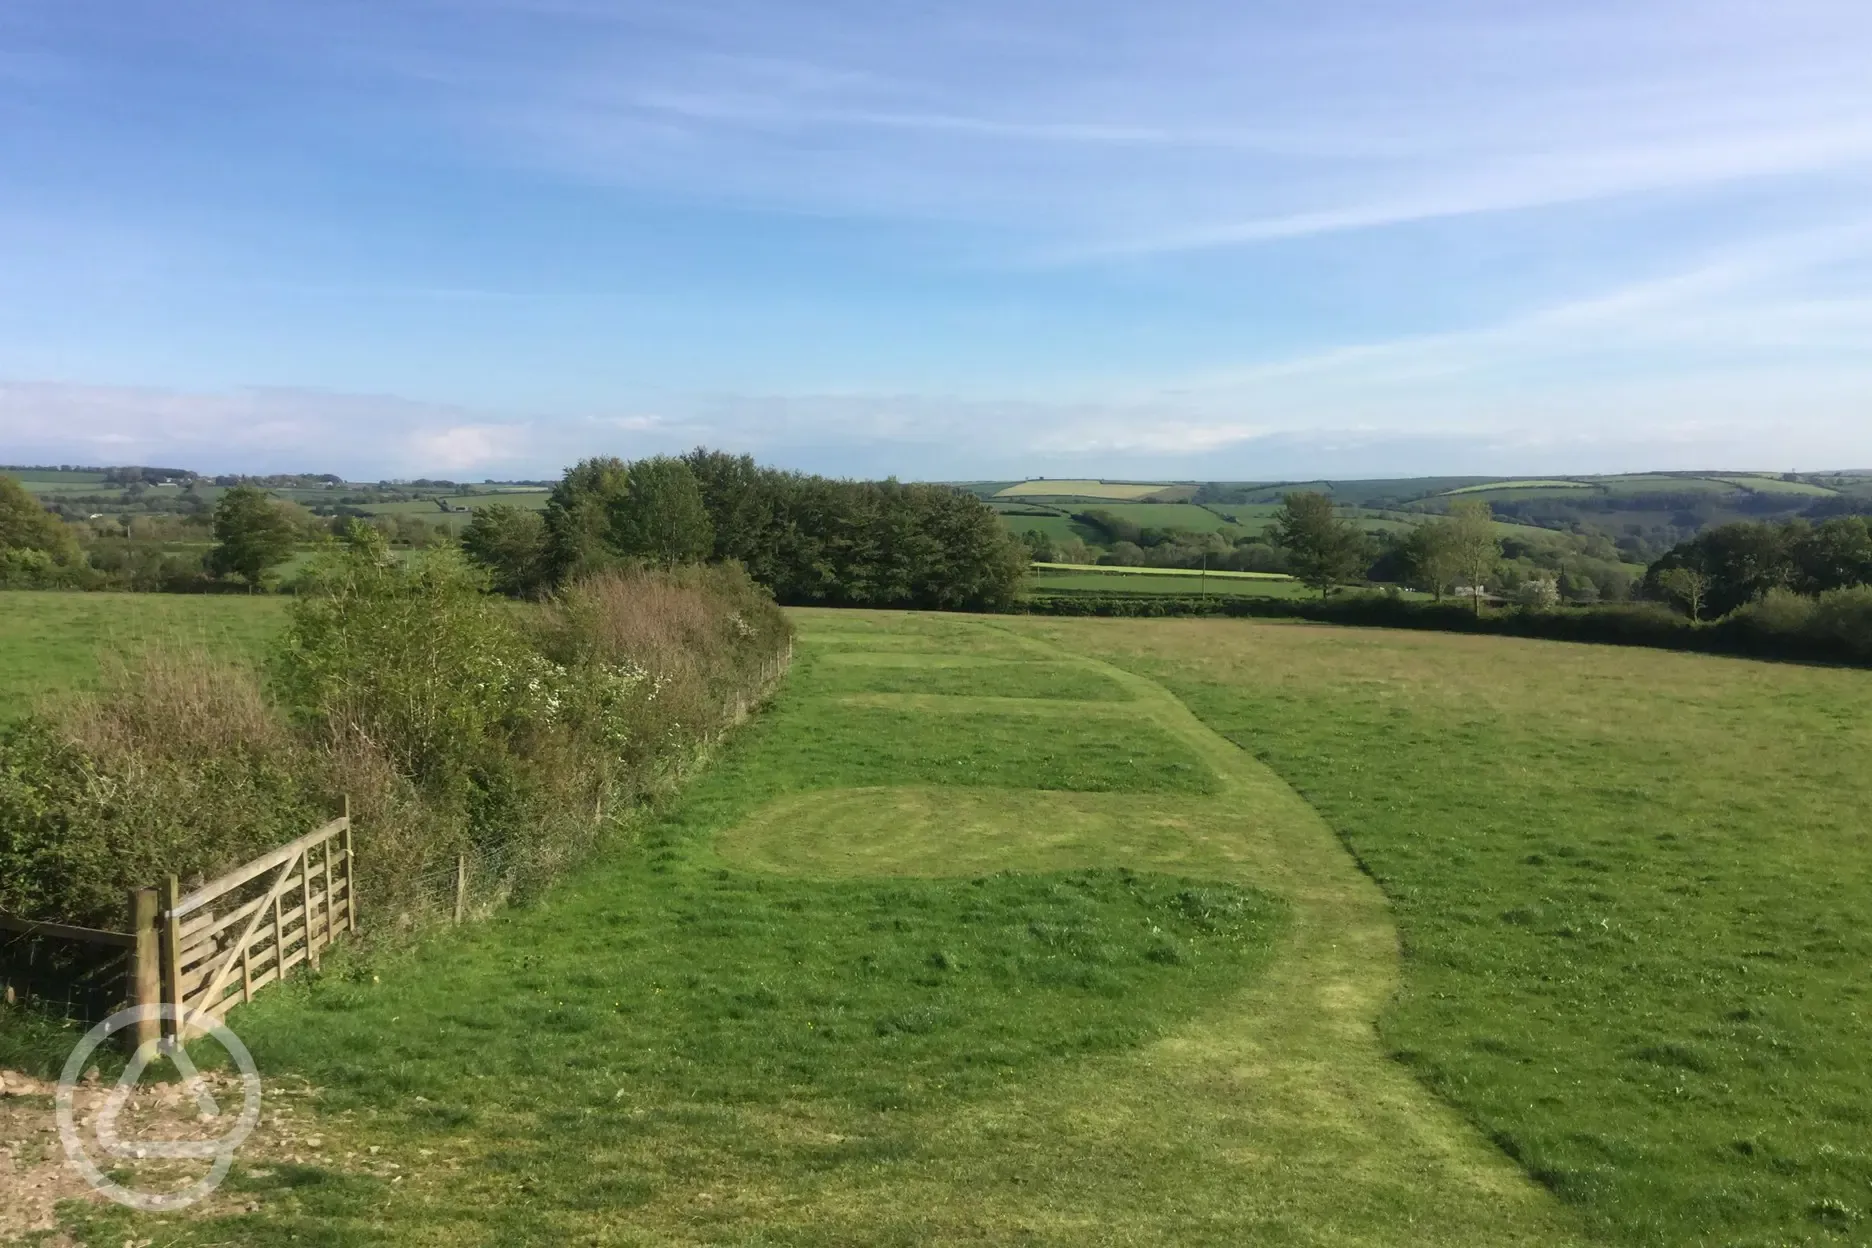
[461, 504, 551, 597]
[609, 457, 714, 567]
[0, 474, 85, 586]
[1647, 522, 1797, 616]
[1271, 492, 1367, 597]
[543, 456, 630, 582]
[681, 448, 780, 578]
[1401, 522, 1463, 601]
[207, 484, 298, 588]
[0, 475, 81, 557]
[1446, 500, 1503, 616]
[537, 449, 1027, 611]
[1793, 517, 1872, 593]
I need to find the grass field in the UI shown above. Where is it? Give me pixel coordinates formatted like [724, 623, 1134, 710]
[1442, 480, 1594, 495]
[49, 607, 1589, 1247]
[5, 470, 113, 493]
[998, 513, 1101, 545]
[1045, 617, 1872, 1246]
[1065, 501, 1246, 532]
[1030, 561, 1291, 581]
[1593, 474, 1739, 496]
[17, 601, 1872, 1245]
[0, 591, 286, 720]
[1030, 570, 1317, 599]
[1708, 474, 1839, 496]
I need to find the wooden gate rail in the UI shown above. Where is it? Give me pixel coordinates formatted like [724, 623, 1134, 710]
[5, 807, 357, 1049]
[161, 810, 357, 1039]
[0, 913, 138, 948]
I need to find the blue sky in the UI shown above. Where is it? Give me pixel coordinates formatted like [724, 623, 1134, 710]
[3, 0, 1871, 480]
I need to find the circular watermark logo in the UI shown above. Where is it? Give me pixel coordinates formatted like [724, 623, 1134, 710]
[55, 1005, 263, 1212]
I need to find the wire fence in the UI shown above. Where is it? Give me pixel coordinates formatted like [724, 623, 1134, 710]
[0, 928, 130, 1028]
[341, 640, 795, 942]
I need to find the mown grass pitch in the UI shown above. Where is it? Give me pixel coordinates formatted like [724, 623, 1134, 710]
[59, 608, 1586, 1247]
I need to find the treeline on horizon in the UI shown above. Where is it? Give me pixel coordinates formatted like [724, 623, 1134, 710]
[1, 451, 1031, 611]
[461, 449, 1028, 611]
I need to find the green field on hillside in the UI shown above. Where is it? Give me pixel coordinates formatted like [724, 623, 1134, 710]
[1031, 571, 1315, 598]
[998, 513, 1099, 544]
[995, 479, 1188, 501]
[1593, 474, 1736, 496]
[1069, 501, 1245, 532]
[1708, 474, 1839, 496]
[5, 470, 112, 493]
[1443, 479, 1593, 495]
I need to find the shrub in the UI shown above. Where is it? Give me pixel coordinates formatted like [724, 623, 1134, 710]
[0, 650, 323, 928]
[1516, 578, 1561, 609]
[1726, 588, 1817, 639]
[1806, 586, 1872, 661]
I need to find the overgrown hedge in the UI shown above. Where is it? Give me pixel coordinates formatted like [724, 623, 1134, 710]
[0, 532, 791, 931]
[1017, 588, 1872, 666]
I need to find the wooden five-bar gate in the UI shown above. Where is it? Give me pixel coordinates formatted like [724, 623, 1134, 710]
[161, 809, 356, 1039]
[0, 806, 356, 1049]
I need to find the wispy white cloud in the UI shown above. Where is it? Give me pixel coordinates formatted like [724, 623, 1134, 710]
[283, 0, 1872, 251]
[0, 382, 541, 477]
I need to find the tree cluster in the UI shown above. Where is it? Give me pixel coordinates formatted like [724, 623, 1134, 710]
[463, 450, 1029, 612]
[1645, 517, 1872, 619]
[0, 475, 87, 586]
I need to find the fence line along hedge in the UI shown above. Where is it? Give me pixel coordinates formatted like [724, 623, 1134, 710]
[1016, 588, 1872, 666]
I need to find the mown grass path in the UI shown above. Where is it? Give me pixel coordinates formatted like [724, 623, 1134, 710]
[719, 614, 1590, 1244]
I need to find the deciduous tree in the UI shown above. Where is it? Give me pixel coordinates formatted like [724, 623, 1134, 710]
[1271, 492, 1368, 597]
[207, 485, 298, 588]
[1658, 566, 1712, 621]
[608, 457, 714, 567]
[462, 504, 551, 597]
[1446, 500, 1503, 616]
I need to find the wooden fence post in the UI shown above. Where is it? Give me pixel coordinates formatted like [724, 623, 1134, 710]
[159, 875, 182, 1042]
[129, 888, 160, 1054]
[454, 854, 468, 925]
[301, 845, 318, 971]
[320, 837, 334, 955]
[342, 814, 357, 935]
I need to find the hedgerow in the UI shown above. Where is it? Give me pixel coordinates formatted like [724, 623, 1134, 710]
[1016, 590, 1872, 665]
[0, 528, 791, 931]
